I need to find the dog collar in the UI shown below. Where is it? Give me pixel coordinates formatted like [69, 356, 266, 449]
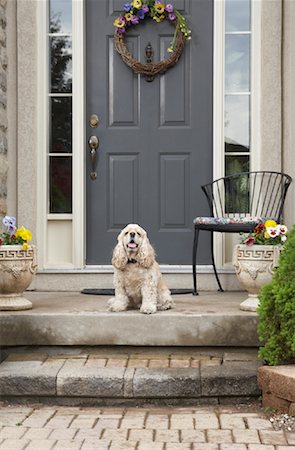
[128, 258, 137, 264]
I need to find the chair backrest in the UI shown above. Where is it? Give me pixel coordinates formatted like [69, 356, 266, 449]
[201, 171, 292, 220]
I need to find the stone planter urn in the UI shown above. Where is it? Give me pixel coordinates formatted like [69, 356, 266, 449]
[0, 245, 37, 310]
[233, 244, 282, 312]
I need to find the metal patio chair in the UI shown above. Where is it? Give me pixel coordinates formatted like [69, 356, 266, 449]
[192, 171, 292, 295]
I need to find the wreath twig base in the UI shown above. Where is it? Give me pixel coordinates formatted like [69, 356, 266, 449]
[114, 28, 186, 77]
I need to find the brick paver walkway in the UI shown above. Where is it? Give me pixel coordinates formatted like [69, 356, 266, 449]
[0, 404, 294, 450]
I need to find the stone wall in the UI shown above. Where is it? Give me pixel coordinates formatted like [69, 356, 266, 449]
[0, 0, 7, 219]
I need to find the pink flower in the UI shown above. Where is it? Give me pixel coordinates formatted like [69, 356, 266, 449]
[168, 12, 176, 21]
[131, 15, 139, 24]
[165, 3, 174, 12]
[244, 237, 256, 246]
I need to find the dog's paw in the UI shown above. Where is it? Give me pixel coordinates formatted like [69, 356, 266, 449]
[140, 304, 157, 314]
[157, 297, 174, 311]
[107, 297, 128, 312]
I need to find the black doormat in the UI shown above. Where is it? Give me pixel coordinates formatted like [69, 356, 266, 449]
[81, 288, 192, 296]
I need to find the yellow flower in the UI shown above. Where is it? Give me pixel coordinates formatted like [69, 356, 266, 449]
[125, 13, 132, 21]
[22, 242, 30, 250]
[132, 0, 142, 9]
[15, 226, 32, 242]
[113, 17, 125, 28]
[153, 16, 162, 22]
[155, 3, 165, 14]
[264, 231, 271, 239]
[265, 219, 277, 228]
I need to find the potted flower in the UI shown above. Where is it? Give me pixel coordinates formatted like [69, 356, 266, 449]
[232, 220, 288, 312]
[0, 216, 37, 310]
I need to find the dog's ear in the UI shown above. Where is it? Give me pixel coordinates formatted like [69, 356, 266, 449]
[137, 235, 155, 269]
[112, 241, 128, 270]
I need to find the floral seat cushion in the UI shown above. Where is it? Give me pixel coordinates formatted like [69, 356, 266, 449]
[193, 216, 264, 226]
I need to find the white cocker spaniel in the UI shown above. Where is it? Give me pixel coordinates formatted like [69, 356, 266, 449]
[108, 224, 174, 314]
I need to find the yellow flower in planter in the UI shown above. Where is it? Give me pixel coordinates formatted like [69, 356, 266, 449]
[265, 219, 277, 228]
[22, 242, 30, 250]
[15, 226, 32, 242]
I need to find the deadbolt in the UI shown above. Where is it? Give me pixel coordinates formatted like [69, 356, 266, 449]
[89, 114, 100, 128]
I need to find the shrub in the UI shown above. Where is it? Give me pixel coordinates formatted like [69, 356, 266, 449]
[257, 224, 295, 365]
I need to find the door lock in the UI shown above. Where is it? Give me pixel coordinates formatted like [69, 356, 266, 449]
[89, 114, 100, 128]
[88, 135, 99, 180]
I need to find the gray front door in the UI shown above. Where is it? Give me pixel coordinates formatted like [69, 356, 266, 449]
[86, 0, 213, 265]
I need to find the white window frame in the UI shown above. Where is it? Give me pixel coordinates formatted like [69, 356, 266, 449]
[213, 0, 261, 268]
[37, 0, 261, 271]
[37, 0, 85, 270]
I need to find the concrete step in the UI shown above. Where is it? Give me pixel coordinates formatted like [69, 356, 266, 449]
[0, 346, 263, 406]
[0, 291, 259, 346]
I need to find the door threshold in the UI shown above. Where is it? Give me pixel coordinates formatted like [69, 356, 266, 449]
[81, 288, 193, 296]
[38, 265, 235, 274]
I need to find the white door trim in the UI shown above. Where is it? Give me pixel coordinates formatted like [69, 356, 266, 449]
[72, 0, 86, 268]
[37, 0, 260, 271]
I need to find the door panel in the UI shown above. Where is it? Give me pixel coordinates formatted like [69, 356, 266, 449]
[108, 154, 139, 228]
[86, 0, 213, 265]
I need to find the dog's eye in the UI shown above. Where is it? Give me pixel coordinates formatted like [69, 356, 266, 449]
[125, 231, 129, 236]
[137, 232, 141, 236]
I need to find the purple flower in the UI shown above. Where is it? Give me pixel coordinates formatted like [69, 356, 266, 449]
[168, 12, 176, 21]
[165, 3, 174, 12]
[131, 15, 139, 24]
[116, 27, 126, 34]
[137, 8, 145, 19]
[142, 4, 149, 13]
[123, 2, 132, 12]
[3, 216, 16, 228]
[3, 216, 16, 236]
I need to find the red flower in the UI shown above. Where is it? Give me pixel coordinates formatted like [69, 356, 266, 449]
[254, 223, 265, 235]
[244, 237, 256, 246]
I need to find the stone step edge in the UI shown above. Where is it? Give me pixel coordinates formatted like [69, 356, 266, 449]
[0, 395, 260, 408]
[0, 363, 261, 399]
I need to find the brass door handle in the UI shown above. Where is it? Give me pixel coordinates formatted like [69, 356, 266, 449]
[88, 135, 99, 180]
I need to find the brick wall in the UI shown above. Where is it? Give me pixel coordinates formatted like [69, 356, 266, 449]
[0, 0, 7, 219]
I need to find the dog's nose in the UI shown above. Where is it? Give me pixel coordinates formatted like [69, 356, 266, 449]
[130, 232, 135, 238]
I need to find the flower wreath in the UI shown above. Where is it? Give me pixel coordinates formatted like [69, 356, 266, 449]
[114, 1, 191, 77]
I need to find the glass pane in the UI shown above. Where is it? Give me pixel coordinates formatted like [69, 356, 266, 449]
[225, 155, 249, 175]
[225, 155, 250, 213]
[49, 156, 72, 213]
[225, 95, 250, 151]
[50, 0, 72, 34]
[225, 35, 250, 92]
[225, 0, 250, 32]
[50, 97, 72, 153]
[50, 37, 72, 93]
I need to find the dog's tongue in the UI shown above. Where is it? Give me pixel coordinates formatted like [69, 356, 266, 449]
[128, 243, 137, 249]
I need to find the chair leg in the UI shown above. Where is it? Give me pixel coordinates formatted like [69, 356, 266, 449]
[192, 228, 199, 295]
[210, 232, 224, 292]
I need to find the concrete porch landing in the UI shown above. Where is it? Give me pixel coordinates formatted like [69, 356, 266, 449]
[0, 292, 259, 347]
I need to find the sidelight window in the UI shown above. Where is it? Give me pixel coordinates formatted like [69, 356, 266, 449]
[48, 0, 72, 214]
[224, 0, 251, 177]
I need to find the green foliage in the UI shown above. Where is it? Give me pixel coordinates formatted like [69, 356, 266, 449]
[257, 225, 295, 365]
